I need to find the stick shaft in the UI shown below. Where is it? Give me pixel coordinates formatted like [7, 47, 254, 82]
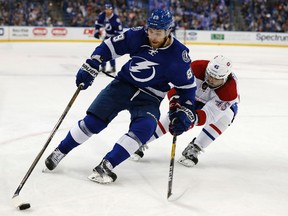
[12, 84, 83, 198]
[167, 135, 177, 199]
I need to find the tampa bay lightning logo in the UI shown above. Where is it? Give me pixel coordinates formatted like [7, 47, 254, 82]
[129, 56, 159, 82]
[105, 22, 112, 31]
[182, 50, 190, 63]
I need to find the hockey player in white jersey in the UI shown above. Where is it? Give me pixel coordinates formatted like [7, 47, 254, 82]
[131, 55, 240, 167]
[44, 9, 197, 183]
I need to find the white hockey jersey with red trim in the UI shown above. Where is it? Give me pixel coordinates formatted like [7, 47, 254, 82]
[168, 60, 240, 125]
[191, 60, 240, 125]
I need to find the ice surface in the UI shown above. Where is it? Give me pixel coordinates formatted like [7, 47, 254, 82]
[0, 42, 288, 216]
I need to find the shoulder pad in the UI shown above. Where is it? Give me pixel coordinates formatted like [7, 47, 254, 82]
[215, 76, 238, 101]
[191, 60, 209, 80]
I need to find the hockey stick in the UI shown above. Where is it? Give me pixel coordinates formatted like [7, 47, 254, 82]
[12, 83, 84, 210]
[167, 134, 177, 199]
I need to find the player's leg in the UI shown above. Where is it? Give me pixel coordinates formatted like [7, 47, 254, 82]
[130, 101, 206, 160]
[178, 106, 237, 167]
[45, 80, 126, 170]
[88, 116, 157, 183]
[45, 114, 108, 170]
[101, 62, 106, 72]
[130, 113, 169, 161]
[88, 95, 160, 183]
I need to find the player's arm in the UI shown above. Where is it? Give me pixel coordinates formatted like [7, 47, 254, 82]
[168, 65, 198, 136]
[94, 14, 104, 39]
[75, 56, 102, 90]
[200, 76, 239, 124]
[91, 27, 145, 62]
[114, 16, 123, 35]
[74, 35, 123, 90]
[168, 87, 235, 128]
[75, 28, 145, 90]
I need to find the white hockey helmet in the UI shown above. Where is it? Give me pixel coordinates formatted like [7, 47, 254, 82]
[206, 55, 232, 80]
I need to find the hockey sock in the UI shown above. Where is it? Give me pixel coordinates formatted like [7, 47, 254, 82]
[104, 132, 140, 167]
[58, 119, 93, 154]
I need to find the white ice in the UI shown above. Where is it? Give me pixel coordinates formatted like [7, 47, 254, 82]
[0, 42, 288, 216]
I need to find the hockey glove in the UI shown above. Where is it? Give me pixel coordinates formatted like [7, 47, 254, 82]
[94, 32, 100, 39]
[169, 103, 197, 136]
[76, 59, 100, 90]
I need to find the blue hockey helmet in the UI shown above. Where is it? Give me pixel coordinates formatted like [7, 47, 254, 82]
[147, 9, 173, 30]
[105, 3, 113, 9]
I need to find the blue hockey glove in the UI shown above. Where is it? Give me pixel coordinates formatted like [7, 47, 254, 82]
[94, 31, 100, 39]
[76, 59, 100, 90]
[169, 102, 197, 136]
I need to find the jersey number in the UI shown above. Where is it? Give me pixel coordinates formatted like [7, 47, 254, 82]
[112, 34, 125, 42]
[215, 100, 231, 111]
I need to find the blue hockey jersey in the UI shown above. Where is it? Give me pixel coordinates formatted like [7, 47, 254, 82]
[95, 12, 123, 38]
[90, 27, 196, 105]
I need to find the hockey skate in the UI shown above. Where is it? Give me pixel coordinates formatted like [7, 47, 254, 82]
[88, 159, 117, 184]
[45, 148, 66, 171]
[106, 66, 116, 75]
[129, 149, 144, 161]
[100, 66, 106, 73]
[111, 66, 116, 73]
[177, 138, 202, 167]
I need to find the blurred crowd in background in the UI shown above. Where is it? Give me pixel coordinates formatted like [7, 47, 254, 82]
[0, 0, 287, 32]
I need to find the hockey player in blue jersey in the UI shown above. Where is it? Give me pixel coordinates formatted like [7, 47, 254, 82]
[94, 3, 123, 74]
[45, 9, 197, 184]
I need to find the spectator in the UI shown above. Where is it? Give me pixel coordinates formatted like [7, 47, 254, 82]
[1, 0, 287, 32]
